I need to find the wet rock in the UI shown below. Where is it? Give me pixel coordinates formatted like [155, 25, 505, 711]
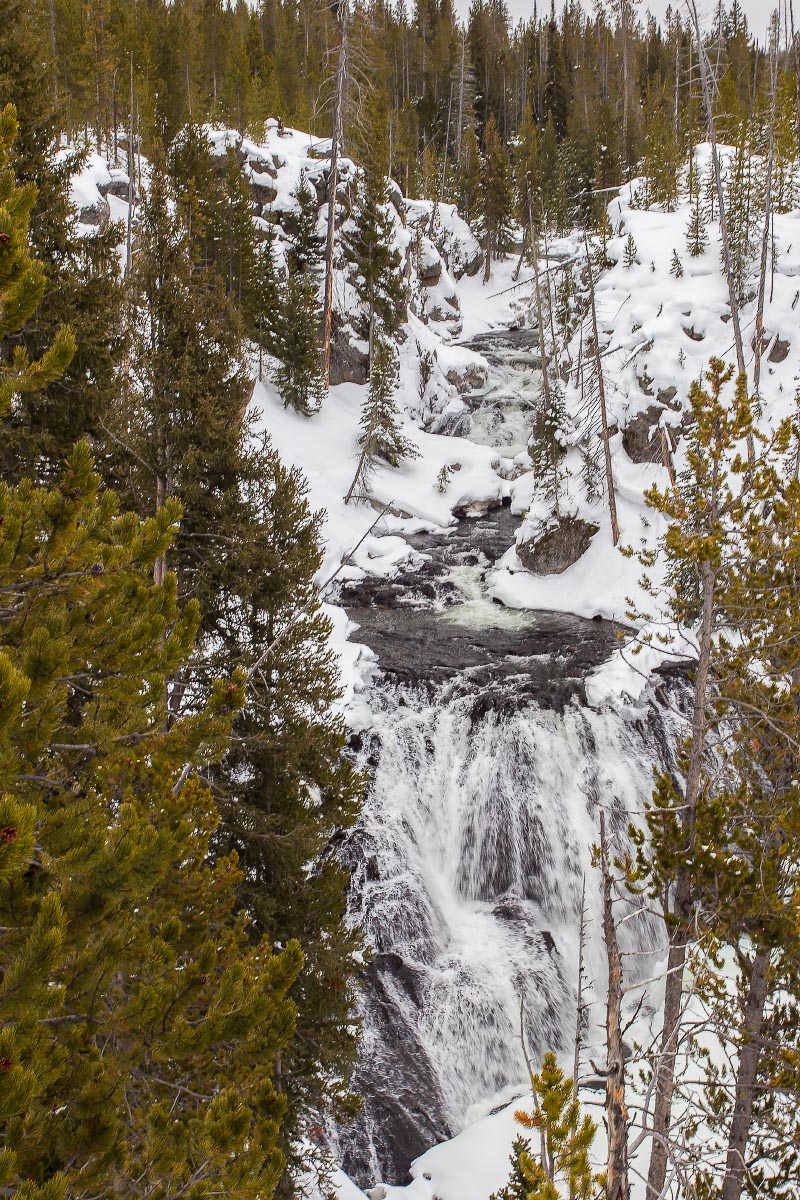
[453, 495, 503, 518]
[622, 404, 665, 464]
[79, 197, 110, 231]
[445, 362, 488, 393]
[656, 385, 679, 408]
[517, 516, 599, 575]
[339, 954, 452, 1187]
[682, 324, 705, 342]
[769, 337, 790, 363]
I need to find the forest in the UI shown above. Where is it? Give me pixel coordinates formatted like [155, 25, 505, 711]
[1, 0, 800, 1197]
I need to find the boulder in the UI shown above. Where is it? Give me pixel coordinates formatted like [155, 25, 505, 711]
[78, 197, 110, 231]
[518, 516, 599, 575]
[329, 326, 369, 386]
[445, 362, 487, 393]
[622, 404, 665, 464]
[656, 385, 679, 408]
[769, 336, 790, 363]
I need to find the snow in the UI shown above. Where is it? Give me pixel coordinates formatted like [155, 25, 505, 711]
[67, 127, 800, 1196]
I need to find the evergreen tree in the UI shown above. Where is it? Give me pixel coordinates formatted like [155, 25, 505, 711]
[210, 444, 364, 1182]
[670, 249, 684, 277]
[686, 193, 709, 257]
[273, 172, 325, 414]
[623, 232, 638, 267]
[0, 105, 74, 418]
[118, 147, 253, 603]
[457, 122, 482, 223]
[345, 336, 418, 503]
[344, 97, 406, 364]
[0, 441, 301, 1199]
[479, 114, 514, 282]
[491, 1053, 602, 1200]
[0, 0, 126, 483]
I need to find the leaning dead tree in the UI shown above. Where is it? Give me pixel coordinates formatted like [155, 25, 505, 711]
[322, 0, 350, 386]
[583, 234, 620, 545]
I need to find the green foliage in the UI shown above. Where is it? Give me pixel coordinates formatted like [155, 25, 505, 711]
[0, 105, 75, 422]
[272, 171, 325, 414]
[0, 2, 125, 482]
[479, 114, 514, 279]
[0, 442, 301, 1198]
[622, 232, 638, 268]
[492, 1054, 602, 1200]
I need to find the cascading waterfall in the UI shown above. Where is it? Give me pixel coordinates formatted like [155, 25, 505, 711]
[339, 678, 682, 1185]
[334, 329, 685, 1187]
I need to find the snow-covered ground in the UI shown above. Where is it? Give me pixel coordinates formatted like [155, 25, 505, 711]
[68, 129, 800, 1200]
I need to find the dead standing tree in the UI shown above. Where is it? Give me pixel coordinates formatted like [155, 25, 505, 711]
[322, 0, 350, 386]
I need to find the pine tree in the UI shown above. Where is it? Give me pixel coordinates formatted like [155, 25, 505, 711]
[0, 441, 301, 1199]
[0, 1, 126, 483]
[479, 113, 514, 282]
[670, 249, 684, 277]
[457, 123, 482, 223]
[273, 172, 325, 414]
[686, 194, 709, 256]
[491, 1053, 601, 1200]
[0, 105, 75, 418]
[345, 336, 418, 503]
[623, 232, 638, 267]
[208, 443, 364, 1183]
[345, 96, 406, 365]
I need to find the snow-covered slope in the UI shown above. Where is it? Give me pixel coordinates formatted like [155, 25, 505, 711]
[69, 128, 800, 1200]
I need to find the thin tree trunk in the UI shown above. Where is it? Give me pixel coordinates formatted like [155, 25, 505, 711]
[754, 19, 778, 402]
[573, 874, 588, 1090]
[584, 235, 619, 544]
[126, 54, 134, 277]
[646, 553, 717, 1199]
[601, 811, 630, 1200]
[720, 950, 770, 1200]
[534, 255, 558, 515]
[322, 0, 349, 386]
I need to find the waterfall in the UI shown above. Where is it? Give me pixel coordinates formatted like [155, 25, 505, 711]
[339, 677, 682, 1185]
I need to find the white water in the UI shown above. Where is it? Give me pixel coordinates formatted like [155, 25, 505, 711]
[350, 685, 673, 1130]
[340, 329, 680, 1185]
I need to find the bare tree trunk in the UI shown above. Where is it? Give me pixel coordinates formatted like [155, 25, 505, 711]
[646, 555, 716, 1199]
[126, 54, 134, 277]
[621, 0, 630, 177]
[573, 874, 588, 1090]
[322, 0, 350, 386]
[601, 811, 630, 1200]
[584, 235, 619, 545]
[720, 950, 770, 1200]
[49, 0, 59, 105]
[754, 18, 778, 402]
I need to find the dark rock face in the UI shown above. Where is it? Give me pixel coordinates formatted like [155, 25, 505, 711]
[339, 955, 453, 1186]
[656, 385, 679, 408]
[79, 197, 110, 230]
[517, 516, 599, 576]
[622, 404, 665, 464]
[330, 325, 369, 385]
[769, 336, 790, 363]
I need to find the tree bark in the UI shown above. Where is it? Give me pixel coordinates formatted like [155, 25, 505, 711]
[646, 554, 716, 1199]
[584, 235, 619, 544]
[601, 811, 630, 1200]
[322, 0, 349, 386]
[720, 950, 770, 1200]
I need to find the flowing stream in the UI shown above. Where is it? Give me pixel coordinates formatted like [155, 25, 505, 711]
[334, 331, 681, 1187]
